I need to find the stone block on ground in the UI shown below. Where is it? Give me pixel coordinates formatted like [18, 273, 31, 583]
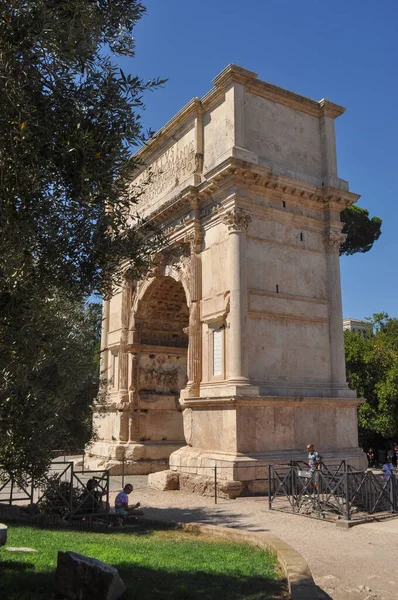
[54, 551, 125, 600]
[0, 523, 7, 547]
[245, 479, 268, 495]
[178, 473, 243, 499]
[148, 470, 180, 491]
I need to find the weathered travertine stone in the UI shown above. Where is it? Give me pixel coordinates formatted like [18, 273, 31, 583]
[54, 551, 125, 600]
[88, 64, 366, 489]
[178, 473, 244, 499]
[148, 470, 179, 490]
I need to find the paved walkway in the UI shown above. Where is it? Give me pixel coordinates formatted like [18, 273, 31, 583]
[109, 476, 398, 600]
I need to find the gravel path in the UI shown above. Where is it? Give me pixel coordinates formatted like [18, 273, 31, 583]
[109, 475, 398, 600]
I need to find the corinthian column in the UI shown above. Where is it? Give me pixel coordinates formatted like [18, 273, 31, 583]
[100, 298, 110, 383]
[325, 230, 348, 391]
[129, 352, 140, 441]
[222, 208, 252, 384]
[118, 282, 130, 441]
[184, 220, 202, 397]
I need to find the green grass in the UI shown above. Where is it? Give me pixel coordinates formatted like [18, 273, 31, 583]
[0, 524, 286, 600]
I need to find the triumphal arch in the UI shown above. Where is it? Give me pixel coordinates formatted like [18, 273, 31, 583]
[87, 65, 365, 495]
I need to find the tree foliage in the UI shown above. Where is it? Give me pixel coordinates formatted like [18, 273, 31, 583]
[345, 313, 398, 449]
[0, 0, 164, 300]
[340, 205, 382, 256]
[0, 1, 163, 478]
[0, 296, 102, 479]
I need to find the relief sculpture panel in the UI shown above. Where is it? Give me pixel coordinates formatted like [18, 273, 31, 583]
[139, 353, 187, 394]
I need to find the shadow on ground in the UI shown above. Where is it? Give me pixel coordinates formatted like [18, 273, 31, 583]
[142, 505, 271, 532]
[0, 559, 288, 600]
[315, 588, 334, 600]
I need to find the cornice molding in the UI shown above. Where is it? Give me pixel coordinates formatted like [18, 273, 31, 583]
[181, 395, 364, 408]
[145, 158, 359, 227]
[212, 65, 345, 119]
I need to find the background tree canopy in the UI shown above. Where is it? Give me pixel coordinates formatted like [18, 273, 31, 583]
[340, 205, 382, 256]
[345, 313, 398, 450]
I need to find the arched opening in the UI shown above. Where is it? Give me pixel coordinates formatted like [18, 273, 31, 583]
[133, 276, 189, 454]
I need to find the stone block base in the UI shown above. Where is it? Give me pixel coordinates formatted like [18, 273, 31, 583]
[179, 473, 244, 499]
[168, 445, 367, 498]
[85, 440, 185, 475]
[146, 469, 244, 499]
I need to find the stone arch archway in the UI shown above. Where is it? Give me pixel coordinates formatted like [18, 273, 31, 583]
[126, 275, 189, 471]
[134, 275, 189, 349]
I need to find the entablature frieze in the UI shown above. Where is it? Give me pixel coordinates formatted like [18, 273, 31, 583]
[145, 158, 359, 230]
[126, 343, 187, 355]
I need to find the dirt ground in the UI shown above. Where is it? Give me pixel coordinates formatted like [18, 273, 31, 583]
[109, 475, 398, 600]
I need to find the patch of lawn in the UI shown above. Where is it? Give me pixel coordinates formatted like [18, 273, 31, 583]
[0, 524, 287, 599]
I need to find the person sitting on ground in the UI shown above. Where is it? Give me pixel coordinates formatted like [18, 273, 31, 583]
[115, 483, 144, 517]
[366, 447, 376, 468]
[86, 478, 108, 511]
[76, 478, 104, 518]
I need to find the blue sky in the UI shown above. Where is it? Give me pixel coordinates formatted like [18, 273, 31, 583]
[117, 0, 397, 320]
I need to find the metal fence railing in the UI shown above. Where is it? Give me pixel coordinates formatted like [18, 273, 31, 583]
[0, 457, 110, 526]
[268, 461, 398, 521]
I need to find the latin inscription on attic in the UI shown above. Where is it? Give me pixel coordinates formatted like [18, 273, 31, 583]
[135, 138, 195, 205]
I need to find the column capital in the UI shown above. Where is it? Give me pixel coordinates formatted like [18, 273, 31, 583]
[183, 230, 202, 254]
[222, 208, 252, 233]
[324, 230, 346, 253]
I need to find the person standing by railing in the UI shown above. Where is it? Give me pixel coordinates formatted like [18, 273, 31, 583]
[307, 444, 322, 473]
[306, 443, 322, 492]
[382, 457, 395, 480]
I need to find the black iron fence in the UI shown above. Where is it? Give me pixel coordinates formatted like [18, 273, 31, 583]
[268, 461, 398, 521]
[0, 457, 110, 526]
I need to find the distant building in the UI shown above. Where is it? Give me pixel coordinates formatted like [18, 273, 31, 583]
[343, 318, 373, 334]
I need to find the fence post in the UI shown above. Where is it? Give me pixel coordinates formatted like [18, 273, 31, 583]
[9, 477, 14, 506]
[345, 471, 350, 521]
[122, 452, 125, 489]
[214, 466, 217, 505]
[105, 470, 110, 528]
[389, 475, 394, 513]
[68, 463, 74, 522]
[82, 449, 85, 474]
[268, 465, 272, 511]
[30, 477, 35, 514]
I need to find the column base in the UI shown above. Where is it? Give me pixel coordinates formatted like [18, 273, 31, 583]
[198, 382, 260, 398]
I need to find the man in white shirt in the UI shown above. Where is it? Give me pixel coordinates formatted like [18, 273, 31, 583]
[115, 483, 143, 516]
